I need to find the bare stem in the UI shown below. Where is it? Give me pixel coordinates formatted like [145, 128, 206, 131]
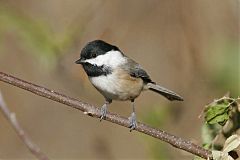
[0, 92, 49, 160]
[0, 71, 212, 159]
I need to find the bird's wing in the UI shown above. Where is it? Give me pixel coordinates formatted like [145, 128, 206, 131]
[124, 58, 153, 83]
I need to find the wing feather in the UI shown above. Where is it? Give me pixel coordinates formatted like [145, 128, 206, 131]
[122, 58, 153, 83]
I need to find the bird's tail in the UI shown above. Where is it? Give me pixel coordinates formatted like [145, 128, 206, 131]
[146, 83, 184, 101]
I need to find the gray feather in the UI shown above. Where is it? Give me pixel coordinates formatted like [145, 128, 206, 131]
[123, 58, 152, 83]
[147, 83, 184, 101]
[121, 57, 183, 101]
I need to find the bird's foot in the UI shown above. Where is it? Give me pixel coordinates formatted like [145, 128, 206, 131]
[129, 112, 137, 131]
[100, 104, 107, 121]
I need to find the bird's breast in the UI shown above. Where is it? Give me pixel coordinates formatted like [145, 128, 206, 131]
[89, 69, 144, 101]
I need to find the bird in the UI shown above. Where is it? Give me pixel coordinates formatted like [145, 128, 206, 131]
[75, 40, 183, 131]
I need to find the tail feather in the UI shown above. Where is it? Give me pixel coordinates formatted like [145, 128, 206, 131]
[147, 83, 183, 101]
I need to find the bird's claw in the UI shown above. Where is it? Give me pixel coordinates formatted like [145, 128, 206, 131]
[100, 104, 107, 121]
[129, 112, 137, 131]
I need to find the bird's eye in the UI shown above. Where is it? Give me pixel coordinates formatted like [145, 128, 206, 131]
[92, 53, 97, 58]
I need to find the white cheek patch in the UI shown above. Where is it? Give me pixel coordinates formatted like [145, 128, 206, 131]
[84, 50, 127, 68]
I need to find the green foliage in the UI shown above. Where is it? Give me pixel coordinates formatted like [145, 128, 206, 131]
[204, 103, 230, 126]
[201, 123, 221, 150]
[195, 95, 240, 160]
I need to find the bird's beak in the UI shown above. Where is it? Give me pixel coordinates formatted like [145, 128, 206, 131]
[75, 58, 85, 64]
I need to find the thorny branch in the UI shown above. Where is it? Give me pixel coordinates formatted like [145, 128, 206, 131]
[0, 92, 49, 160]
[0, 71, 212, 159]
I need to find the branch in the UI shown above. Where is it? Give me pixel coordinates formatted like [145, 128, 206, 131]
[0, 71, 212, 159]
[0, 91, 49, 160]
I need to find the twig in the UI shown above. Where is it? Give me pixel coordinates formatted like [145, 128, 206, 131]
[0, 91, 49, 160]
[0, 71, 212, 159]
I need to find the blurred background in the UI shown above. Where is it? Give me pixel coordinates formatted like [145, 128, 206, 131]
[0, 0, 239, 159]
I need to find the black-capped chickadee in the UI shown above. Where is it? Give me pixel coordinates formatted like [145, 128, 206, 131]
[75, 40, 183, 131]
